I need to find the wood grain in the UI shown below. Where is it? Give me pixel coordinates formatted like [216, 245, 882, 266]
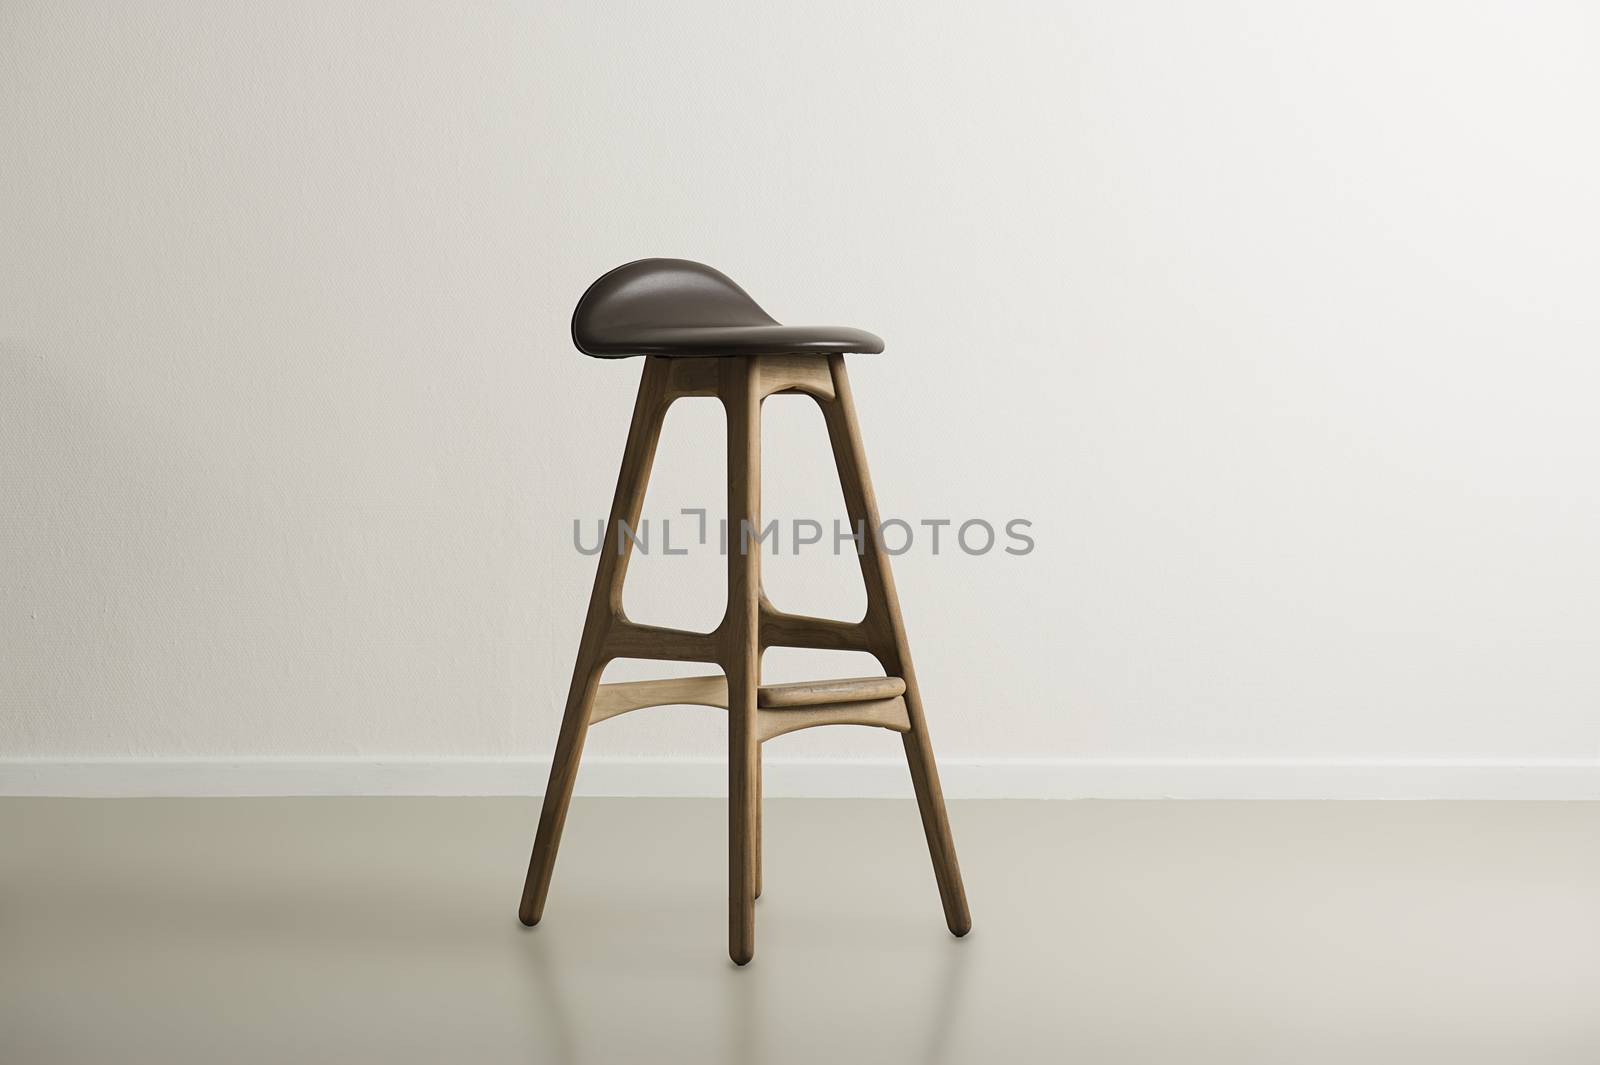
[757, 675, 906, 708]
[721, 355, 761, 965]
[758, 695, 910, 742]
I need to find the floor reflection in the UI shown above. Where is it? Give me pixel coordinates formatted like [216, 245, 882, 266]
[515, 905, 974, 1065]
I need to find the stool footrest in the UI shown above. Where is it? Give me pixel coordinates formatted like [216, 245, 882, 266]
[757, 696, 909, 743]
[756, 675, 906, 708]
[588, 675, 911, 742]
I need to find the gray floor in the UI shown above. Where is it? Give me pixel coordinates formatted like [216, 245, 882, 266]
[3, 798, 1598, 1064]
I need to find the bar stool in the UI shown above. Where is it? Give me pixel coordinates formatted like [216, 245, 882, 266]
[517, 259, 971, 965]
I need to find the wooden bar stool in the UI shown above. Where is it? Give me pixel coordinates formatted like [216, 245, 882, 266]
[517, 259, 971, 965]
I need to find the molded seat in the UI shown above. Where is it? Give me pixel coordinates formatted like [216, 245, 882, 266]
[572, 258, 885, 359]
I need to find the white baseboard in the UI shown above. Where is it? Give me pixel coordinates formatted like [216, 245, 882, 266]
[3, 757, 1599, 800]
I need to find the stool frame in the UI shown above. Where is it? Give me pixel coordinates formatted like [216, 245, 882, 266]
[518, 352, 970, 965]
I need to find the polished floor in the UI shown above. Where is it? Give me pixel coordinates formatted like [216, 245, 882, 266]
[3, 797, 1597, 1063]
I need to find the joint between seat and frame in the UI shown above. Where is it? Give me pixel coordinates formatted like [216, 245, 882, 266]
[659, 354, 836, 405]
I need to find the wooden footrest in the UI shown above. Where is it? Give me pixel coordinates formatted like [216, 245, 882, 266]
[757, 676, 906, 709]
[587, 674, 911, 742]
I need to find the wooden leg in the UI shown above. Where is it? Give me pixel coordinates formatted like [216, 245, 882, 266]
[754, 755, 763, 901]
[519, 358, 671, 926]
[896, 678, 971, 935]
[728, 668, 759, 963]
[820, 354, 972, 937]
[722, 356, 762, 964]
[519, 658, 602, 926]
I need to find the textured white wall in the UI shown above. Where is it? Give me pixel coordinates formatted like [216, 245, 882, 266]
[4, 1, 1599, 774]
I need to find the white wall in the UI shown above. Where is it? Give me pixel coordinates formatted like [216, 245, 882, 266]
[4, 1, 1599, 794]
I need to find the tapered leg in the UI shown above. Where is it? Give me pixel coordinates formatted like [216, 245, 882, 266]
[894, 675, 971, 935]
[519, 658, 602, 926]
[820, 354, 972, 936]
[519, 358, 672, 926]
[754, 757, 763, 901]
[727, 666, 759, 963]
[722, 357, 762, 964]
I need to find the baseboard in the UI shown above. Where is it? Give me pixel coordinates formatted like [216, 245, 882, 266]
[3, 757, 1599, 799]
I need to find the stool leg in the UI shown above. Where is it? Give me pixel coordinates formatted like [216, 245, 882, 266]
[821, 354, 972, 937]
[519, 658, 602, 926]
[722, 356, 762, 965]
[754, 757, 763, 901]
[893, 672, 971, 936]
[519, 358, 672, 926]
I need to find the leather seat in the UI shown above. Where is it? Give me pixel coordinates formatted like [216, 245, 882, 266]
[572, 258, 885, 358]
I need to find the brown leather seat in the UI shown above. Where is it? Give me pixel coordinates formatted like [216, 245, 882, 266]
[572, 258, 885, 358]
